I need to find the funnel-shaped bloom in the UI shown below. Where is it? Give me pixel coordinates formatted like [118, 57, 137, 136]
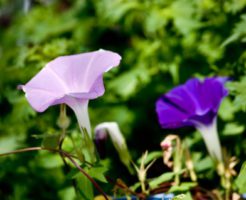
[156, 77, 229, 162]
[20, 49, 121, 136]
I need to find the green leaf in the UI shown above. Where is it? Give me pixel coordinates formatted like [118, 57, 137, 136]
[170, 0, 201, 35]
[149, 172, 175, 189]
[0, 134, 25, 153]
[169, 62, 180, 84]
[41, 133, 60, 149]
[96, 0, 141, 24]
[227, 77, 246, 111]
[137, 151, 162, 165]
[76, 173, 94, 200]
[235, 161, 246, 193]
[222, 15, 246, 46]
[86, 166, 108, 183]
[225, 0, 246, 13]
[144, 9, 167, 35]
[130, 182, 141, 192]
[219, 98, 238, 121]
[169, 182, 197, 193]
[37, 152, 64, 169]
[66, 168, 81, 180]
[193, 156, 213, 172]
[108, 69, 142, 99]
[223, 123, 245, 135]
[58, 187, 76, 200]
[68, 165, 108, 183]
[4, 90, 36, 122]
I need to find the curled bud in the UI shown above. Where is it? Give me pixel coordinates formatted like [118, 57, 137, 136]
[94, 122, 133, 174]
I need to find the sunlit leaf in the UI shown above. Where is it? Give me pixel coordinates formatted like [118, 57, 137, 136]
[235, 162, 246, 193]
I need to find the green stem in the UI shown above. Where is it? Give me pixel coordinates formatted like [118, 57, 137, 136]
[58, 127, 79, 195]
[224, 172, 231, 200]
[140, 180, 146, 194]
[174, 137, 181, 185]
[217, 161, 231, 200]
[174, 173, 179, 186]
[184, 142, 197, 182]
[58, 128, 68, 169]
[225, 187, 230, 200]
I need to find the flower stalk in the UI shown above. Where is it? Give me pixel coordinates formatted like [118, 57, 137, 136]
[173, 136, 182, 185]
[219, 153, 238, 200]
[71, 100, 91, 138]
[57, 104, 70, 145]
[133, 151, 156, 195]
[194, 118, 223, 163]
[184, 142, 197, 182]
[0, 147, 109, 200]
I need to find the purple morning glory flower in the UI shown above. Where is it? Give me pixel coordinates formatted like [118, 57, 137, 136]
[156, 77, 229, 162]
[20, 49, 121, 136]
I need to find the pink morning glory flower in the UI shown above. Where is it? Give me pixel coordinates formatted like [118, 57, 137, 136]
[20, 49, 121, 136]
[156, 77, 229, 162]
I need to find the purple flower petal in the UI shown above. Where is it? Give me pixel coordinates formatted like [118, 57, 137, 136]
[156, 77, 229, 129]
[156, 77, 229, 162]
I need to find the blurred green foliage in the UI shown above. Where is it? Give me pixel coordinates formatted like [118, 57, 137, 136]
[235, 161, 246, 193]
[1, 0, 246, 199]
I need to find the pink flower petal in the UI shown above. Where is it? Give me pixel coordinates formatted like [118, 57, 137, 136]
[20, 49, 121, 112]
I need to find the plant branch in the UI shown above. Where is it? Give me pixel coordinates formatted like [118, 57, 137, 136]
[0, 147, 109, 200]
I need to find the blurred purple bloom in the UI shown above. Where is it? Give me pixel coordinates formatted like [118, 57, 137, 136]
[20, 49, 121, 135]
[156, 77, 229, 162]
